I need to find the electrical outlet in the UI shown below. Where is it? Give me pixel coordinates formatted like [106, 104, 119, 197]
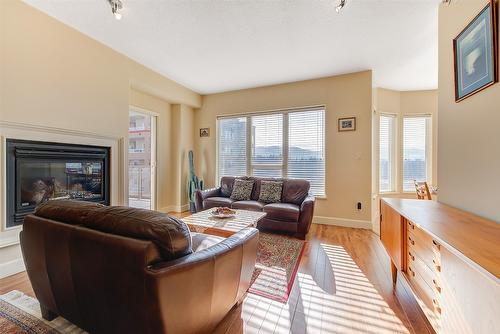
[357, 202, 362, 211]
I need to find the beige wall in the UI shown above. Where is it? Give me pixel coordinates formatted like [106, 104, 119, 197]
[171, 105, 195, 210]
[195, 71, 373, 224]
[0, 0, 201, 277]
[0, 0, 201, 209]
[438, 1, 500, 222]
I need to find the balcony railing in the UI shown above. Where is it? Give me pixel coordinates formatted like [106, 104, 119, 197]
[129, 166, 151, 200]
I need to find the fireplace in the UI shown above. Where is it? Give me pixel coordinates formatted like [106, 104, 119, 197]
[6, 139, 110, 228]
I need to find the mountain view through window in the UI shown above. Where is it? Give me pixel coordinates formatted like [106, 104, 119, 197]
[218, 108, 325, 196]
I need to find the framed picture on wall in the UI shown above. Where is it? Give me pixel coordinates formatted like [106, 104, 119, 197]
[453, 0, 498, 102]
[199, 128, 210, 137]
[338, 117, 356, 131]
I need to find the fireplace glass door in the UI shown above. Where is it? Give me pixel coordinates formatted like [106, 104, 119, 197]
[19, 160, 104, 207]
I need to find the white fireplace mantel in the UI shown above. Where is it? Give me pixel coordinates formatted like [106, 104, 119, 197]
[0, 121, 126, 247]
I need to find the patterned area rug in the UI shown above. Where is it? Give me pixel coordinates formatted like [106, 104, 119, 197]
[0, 291, 85, 334]
[249, 232, 305, 302]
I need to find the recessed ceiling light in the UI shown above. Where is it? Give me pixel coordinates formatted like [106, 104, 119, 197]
[107, 0, 123, 20]
[335, 0, 347, 14]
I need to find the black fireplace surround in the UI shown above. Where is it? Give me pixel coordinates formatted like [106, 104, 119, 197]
[6, 139, 110, 228]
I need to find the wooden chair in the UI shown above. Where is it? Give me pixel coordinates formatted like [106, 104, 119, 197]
[414, 180, 432, 200]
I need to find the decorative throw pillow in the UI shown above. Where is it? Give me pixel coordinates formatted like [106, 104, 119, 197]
[258, 181, 283, 203]
[230, 179, 254, 201]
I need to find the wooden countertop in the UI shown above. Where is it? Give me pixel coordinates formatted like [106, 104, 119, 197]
[381, 198, 500, 281]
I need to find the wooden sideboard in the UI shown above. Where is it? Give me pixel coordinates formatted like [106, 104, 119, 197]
[380, 198, 500, 334]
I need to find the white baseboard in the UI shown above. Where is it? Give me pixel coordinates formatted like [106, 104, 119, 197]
[313, 215, 372, 229]
[0, 258, 25, 279]
[159, 204, 189, 213]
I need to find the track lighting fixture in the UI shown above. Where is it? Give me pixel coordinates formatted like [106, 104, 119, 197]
[107, 0, 123, 20]
[335, 0, 347, 14]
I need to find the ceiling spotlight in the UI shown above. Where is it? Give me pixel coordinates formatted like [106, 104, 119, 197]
[108, 0, 123, 20]
[335, 0, 347, 13]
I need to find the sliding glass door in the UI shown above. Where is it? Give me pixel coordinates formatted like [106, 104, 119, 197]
[128, 109, 157, 210]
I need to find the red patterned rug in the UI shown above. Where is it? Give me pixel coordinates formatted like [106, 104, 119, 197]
[249, 233, 305, 302]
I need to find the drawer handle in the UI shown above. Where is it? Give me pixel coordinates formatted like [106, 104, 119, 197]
[408, 236, 415, 245]
[432, 299, 442, 314]
[408, 266, 415, 277]
[408, 251, 415, 261]
[433, 259, 441, 272]
[408, 222, 415, 230]
[432, 240, 441, 251]
[432, 279, 442, 293]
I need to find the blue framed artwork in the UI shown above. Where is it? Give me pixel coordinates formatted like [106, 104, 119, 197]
[453, 0, 497, 102]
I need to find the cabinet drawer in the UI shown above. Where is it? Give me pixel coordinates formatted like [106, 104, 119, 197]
[407, 221, 441, 271]
[408, 246, 442, 295]
[407, 265, 438, 312]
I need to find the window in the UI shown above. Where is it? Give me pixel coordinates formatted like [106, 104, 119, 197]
[251, 114, 283, 177]
[217, 107, 325, 196]
[403, 116, 431, 191]
[218, 117, 247, 178]
[288, 110, 325, 195]
[378, 114, 432, 193]
[379, 115, 396, 192]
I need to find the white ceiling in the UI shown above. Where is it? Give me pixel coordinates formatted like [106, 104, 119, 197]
[24, 0, 439, 94]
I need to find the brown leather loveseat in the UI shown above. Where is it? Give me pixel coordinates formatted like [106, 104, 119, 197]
[20, 200, 259, 334]
[195, 176, 315, 239]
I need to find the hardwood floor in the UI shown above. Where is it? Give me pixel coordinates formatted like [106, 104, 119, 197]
[0, 224, 432, 334]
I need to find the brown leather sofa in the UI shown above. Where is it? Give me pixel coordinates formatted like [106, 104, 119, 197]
[195, 176, 315, 239]
[20, 200, 259, 334]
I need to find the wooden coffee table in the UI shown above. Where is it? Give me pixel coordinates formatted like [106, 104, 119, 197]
[183, 209, 266, 238]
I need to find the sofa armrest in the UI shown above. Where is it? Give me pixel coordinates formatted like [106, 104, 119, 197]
[297, 195, 315, 239]
[194, 187, 221, 212]
[145, 228, 259, 333]
[149, 227, 258, 272]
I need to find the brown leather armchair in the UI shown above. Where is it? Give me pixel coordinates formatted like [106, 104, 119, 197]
[20, 200, 259, 334]
[195, 176, 315, 239]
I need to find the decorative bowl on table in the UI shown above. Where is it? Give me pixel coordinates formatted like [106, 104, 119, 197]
[211, 207, 236, 218]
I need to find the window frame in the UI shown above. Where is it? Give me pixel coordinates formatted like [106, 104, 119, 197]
[401, 114, 432, 193]
[216, 106, 326, 197]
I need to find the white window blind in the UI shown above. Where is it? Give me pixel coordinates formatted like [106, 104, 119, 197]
[217, 107, 326, 196]
[218, 117, 247, 177]
[379, 115, 396, 192]
[403, 116, 431, 192]
[251, 114, 283, 177]
[288, 110, 325, 196]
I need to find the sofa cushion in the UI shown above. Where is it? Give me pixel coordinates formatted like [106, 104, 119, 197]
[249, 177, 283, 201]
[263, 202, 300, 222]
[220, 176, 236, 197]
[282, 179, 310, 205]
[204, 196, 235, 209]
[35, 200, 192, 261]
[230, 179, 254, 201]
[258, 180, 283, 203]
[231, 200, 265, 211]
